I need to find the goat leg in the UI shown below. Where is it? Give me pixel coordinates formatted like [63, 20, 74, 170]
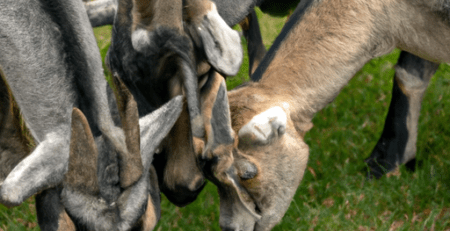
[365, 51, 439, 178]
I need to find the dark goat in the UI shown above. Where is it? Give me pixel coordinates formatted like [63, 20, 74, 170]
[0, 0, 181, 229]
[106, 0, 243, 206]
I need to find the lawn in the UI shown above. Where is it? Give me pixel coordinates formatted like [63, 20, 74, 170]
[1, 7, 450, 231]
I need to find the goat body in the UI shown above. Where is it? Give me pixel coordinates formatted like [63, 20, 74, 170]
[214, 0, 450, 230]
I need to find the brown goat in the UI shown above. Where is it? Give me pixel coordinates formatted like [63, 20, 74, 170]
[200, 0, 450, 230]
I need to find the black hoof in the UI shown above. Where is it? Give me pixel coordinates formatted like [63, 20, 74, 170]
[364, 157, 395, 179]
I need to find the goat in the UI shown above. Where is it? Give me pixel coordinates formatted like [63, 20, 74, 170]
[220, 0, 440, 178]
[197, 0, 450, 230]
[0, 0, 181, 229]
[105, 0, 244, 206]
[211, 0, 441, 179]
[37, 83, 182, 231]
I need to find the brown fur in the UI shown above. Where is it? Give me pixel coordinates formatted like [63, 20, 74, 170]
[236, 0, 450, 129]
[217, 0, 450, 229]
[56, 210, 76, 231]
[112, 77, 143, 188]
[65, 108, 100, 195]
[199, 72, 223, 158]
[163, 102, 204, 192]
[138, 195, 158, 231]
[184, 0, 213, 24]
[0, 72, 34, 184]
[239, 16, 250, 32]
[132, 0, 183, 32]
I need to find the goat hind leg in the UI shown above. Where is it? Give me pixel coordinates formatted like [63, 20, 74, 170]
[365, 51, 439, 178]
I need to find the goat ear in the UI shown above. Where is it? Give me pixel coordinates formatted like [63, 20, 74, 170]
[223, 168, 261, 220]
[64, 108, 100, 194]
[180, 59, 205, 138]
[195, 3, 243, 76]
[139, 95, 183, 169]
[200, 72, 235, 159]
[112, 77, 143, 188]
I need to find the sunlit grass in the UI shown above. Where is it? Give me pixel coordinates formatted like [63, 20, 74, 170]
[2, 7, 450, 230]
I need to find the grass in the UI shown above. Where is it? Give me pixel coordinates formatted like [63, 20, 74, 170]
[2, 7, 450, 230]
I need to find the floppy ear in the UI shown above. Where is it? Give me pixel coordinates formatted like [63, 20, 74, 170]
[64, 108, 99, 195]
[199, 71, 235, 160]
[223, 167, 261, 220]
[188, 1, 243, 76]
[112, 77, 143, 188]
[134, 166, 160, 231]
[139, 95, 184, 168]
[61, 106, 150, 230]
[180, 58, 205, 139]
[204, 153, 260, 221]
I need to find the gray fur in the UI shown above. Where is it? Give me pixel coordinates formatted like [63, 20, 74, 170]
[84, 0, 118, 27]
[1, 132, 69, 206]
[0, 2, 157, 230]
[139, 95, 183, 168]
[61, 172, 149, 231]
[61, 96, 183, 229]
[0, 0, 116, 206]
[197, 4, 243, 76]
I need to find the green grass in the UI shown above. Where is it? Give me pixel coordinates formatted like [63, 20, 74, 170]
[2, 7, 450, 230]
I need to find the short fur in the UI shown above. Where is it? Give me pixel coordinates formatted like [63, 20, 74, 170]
[60, 89, 182, 230]
[216, 0, 450, 229]
[0, 0, 174, 229]
[84, 0, 118, 27]
[107, 0, 243, 206]
[366, 52, 439, 177]
[0, 75, 32, 184]
[0, 0, 119, 207]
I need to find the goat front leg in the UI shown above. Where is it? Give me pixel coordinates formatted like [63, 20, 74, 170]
[239, 9, 267, 76]
[365, 51, 439, 178]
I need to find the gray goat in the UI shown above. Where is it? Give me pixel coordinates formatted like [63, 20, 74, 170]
[0, 0, 182, 229]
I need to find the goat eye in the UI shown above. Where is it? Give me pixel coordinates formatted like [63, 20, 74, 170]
[237, 161, 258, 180]
[240, 170, 257, 180]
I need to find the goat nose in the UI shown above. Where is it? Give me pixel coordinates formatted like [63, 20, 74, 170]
[189, 174, 206, 191]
